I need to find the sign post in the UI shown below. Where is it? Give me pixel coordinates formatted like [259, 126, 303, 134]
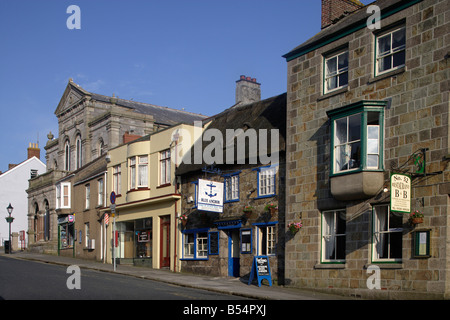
[248, 256, 272, 287]
[110, 192, 116, 271]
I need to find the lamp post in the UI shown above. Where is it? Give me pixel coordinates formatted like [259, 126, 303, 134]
[5, 203, 14, 254]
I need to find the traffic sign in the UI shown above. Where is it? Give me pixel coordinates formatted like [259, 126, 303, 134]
[110, 191, 116, 204]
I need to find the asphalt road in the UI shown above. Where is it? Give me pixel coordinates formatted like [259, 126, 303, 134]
[0, 256, 247, 300]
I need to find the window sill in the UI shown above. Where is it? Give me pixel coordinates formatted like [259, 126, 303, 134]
[314, 263, 346, 269]
[180, 258, 209, 261]
[369, 66, 405, 84]
[254, 194, 276, 200]
[365, 263, 403, 269]
[318, 86, 349, 101]
[127, 187, 150, 194]
[156, 183, 171, 189]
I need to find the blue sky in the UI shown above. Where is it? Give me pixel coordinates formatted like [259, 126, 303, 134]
[0, 0, 369, 172]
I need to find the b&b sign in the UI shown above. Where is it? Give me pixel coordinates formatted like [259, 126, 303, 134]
[197, 179, 223, 213]
[390, 173, 411, 213]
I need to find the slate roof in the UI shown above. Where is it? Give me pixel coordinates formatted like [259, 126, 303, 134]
[283, 0, 412, 61]
[90, 92, 207, 126]
[176, 92, 287, 175]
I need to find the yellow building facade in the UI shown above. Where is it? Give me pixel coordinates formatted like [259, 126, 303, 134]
[102, 123, 201, 271]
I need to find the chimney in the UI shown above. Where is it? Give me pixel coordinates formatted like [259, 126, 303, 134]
[27, 142, 40, 160]
[123, 131, 142, 144]
[321, 0, 364, 29]
[235, 75, 261, 106]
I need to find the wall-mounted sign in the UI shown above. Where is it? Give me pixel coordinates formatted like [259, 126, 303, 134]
[197, 179, 223, 213]
[390, 173, 411, 213]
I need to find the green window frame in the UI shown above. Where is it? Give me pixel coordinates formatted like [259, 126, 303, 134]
[375, 25, 406, 76]
[327, 100, 386, 177]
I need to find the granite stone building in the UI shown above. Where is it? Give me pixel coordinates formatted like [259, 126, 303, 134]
[283, 0, 449, 298]
[27, 79, 206, 254]
[176, 77, 287, 283]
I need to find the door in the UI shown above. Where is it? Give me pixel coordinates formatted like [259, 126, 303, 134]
[160, 216, 171, 268]
[228, 230, 240, 277]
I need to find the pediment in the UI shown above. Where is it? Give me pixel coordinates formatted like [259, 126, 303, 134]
[54, 79, 91, 116]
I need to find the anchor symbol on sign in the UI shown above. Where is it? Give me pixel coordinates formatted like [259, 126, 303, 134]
[205, 182, 217, 198]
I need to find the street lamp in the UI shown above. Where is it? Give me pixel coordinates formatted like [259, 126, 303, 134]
[5, 203, 14, 254]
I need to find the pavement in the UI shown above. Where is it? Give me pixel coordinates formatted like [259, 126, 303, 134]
[0, 250, 353, 300]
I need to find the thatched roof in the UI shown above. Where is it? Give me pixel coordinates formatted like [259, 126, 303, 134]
[176, 92, 286, 175]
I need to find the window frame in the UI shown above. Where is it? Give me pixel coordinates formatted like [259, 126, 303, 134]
[113, 164, 121, 195]
[323, 49, 349, 94]
[181, 228, 210, 261]
[372, 204, 403, 263]
[56, 182, 71, 209]
[223, 171, 240, 203]
[98, 178, 104, 207]
[254, 222, 277, 256]
[327, 101, 386, 177]
[160, 149, 171, 186]
[254, 165, 277, 199]
[375, 25, 406, 76]
[321, 209, 346, 264]
[85, 184, 90, 210]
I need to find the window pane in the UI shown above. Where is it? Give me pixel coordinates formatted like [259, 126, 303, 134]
[378, 34, 391, 55]
[338, 52, 348, 70]
[379, 55, 391, 73]
[335, 117, 347, 145]
[393, 50, 405, 68]
[349, 141, 361, 169]
[326, 57, 337, 75]
[392, 28, 405, 50]
[367, 154, 379, 167]
[327, 76, 337, 91]
[348, 114, 361, 141]
[338, 72, 348, 87]
[367, 138, 379, 154]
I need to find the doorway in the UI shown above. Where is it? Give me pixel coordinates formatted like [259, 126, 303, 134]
[228, 229, 240, 277]
[160, 216, 171, 268]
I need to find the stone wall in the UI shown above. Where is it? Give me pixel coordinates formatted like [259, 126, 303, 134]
[285, 0, 449, 298]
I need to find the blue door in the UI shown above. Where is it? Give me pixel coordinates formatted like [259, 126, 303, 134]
[228, 230, 240, 277]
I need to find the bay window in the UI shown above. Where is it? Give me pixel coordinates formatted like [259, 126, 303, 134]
[328, 101, 385, 175]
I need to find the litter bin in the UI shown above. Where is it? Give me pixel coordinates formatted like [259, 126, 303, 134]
[4, 240, 10, 253]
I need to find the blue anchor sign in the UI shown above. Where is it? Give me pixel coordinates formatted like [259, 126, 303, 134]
[197, 179, 224, 213]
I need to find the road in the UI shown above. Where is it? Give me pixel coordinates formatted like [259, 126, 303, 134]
[0, 256, 247, 300]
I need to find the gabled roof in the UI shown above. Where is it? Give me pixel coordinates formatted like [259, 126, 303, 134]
[54, 79, 207, 126]
[176, 93, 287, 175]
[0, 156, 45, 179]
[283, 0, 422, 61]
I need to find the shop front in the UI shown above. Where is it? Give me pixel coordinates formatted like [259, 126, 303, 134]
[58, 214, 74, 257]
[115, 217, 153, 267]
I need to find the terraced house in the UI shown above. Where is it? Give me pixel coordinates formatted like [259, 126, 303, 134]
[283, 0, 449, 298]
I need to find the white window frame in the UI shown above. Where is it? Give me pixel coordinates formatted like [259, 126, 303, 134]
[129, 157, 136, 189]
[183, 233, 195, 259]
[196, 232, 208, 258]
[375, 26, 406, 76]
[85, 222, 90, 247]
[321, 210, 346, 263]
[257, 166, 276, 198]
[257, 225, 276, 256]
[56, 182, 71, 209]
[138, 155, 148, 187]
[98, 178, 104, 207]
[333, 113, 362, 174]
[160, 150, 171, 185]
[324, 50, 349, 94]
[113, 165, 121, 195]
[372, 204, 403, 262]
[224, 173, 239, 202]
